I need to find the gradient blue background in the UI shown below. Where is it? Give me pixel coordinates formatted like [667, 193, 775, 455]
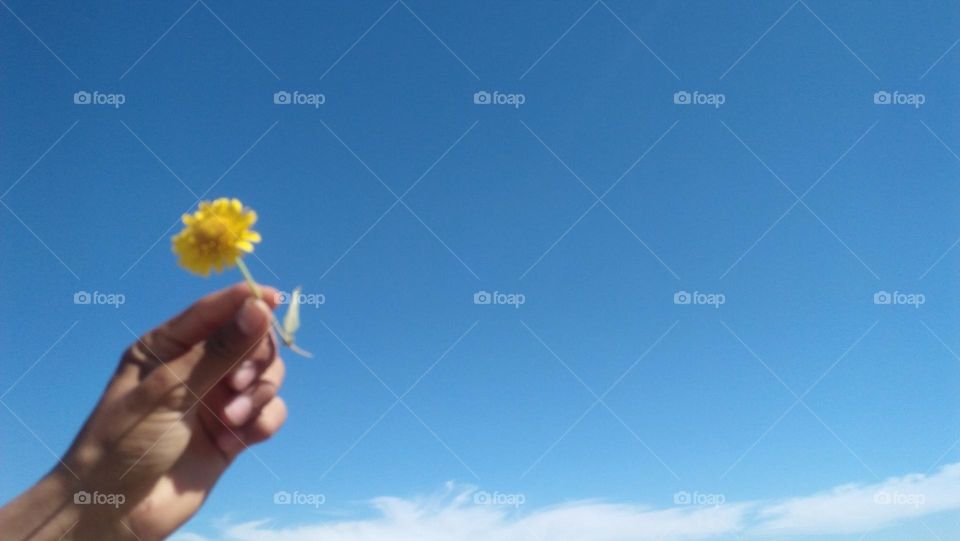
[2, 1, 959, 539]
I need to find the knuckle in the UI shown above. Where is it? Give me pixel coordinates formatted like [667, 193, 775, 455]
[134, 368, 193, 410]
[204, 330, 242, 364]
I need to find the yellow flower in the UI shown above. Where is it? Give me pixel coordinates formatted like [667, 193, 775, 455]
[171, 198, 261, 276]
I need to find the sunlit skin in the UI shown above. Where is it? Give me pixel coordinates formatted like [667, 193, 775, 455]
[0, 283, 287, 541]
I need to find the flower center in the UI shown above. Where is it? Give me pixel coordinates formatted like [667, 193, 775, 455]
[195, 218, 232, 254]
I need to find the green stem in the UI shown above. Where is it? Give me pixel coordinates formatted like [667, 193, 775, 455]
[235, 257, 289, 343]
[235, 258, 262, 299]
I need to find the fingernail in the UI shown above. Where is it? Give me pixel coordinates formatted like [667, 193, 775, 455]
[217, 431, 244, 455]
[237, 298, 269, 336]
[224, 394, 253, 426]
[231, 361, 257, 391]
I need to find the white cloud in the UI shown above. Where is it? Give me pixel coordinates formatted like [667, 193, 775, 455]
[756, 462, 960, 535]
[175, 463, 960, 541]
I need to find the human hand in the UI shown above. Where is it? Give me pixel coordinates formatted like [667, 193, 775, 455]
[0, 283, 288, 541]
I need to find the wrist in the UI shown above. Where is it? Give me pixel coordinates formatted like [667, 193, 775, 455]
[0, 465, 133, 541]
[0, 466, 83, 541]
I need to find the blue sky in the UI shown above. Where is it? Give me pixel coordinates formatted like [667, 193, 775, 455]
[2, 1, 960, 539]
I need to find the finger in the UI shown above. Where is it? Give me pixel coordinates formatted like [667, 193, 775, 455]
[221, 355, 285, 427]
[226, 330, 278, 392]
[217, 396, 288, 457]
[179, 297, 273, 398]
[131, 282, 279, 366]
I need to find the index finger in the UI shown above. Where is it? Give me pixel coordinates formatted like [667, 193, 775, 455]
[138, 282, 280, 364]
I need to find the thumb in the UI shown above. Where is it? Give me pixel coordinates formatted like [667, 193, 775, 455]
[184, 297, 274, 397]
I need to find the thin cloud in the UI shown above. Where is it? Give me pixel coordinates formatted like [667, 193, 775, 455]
[176, 463, 960, 541]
